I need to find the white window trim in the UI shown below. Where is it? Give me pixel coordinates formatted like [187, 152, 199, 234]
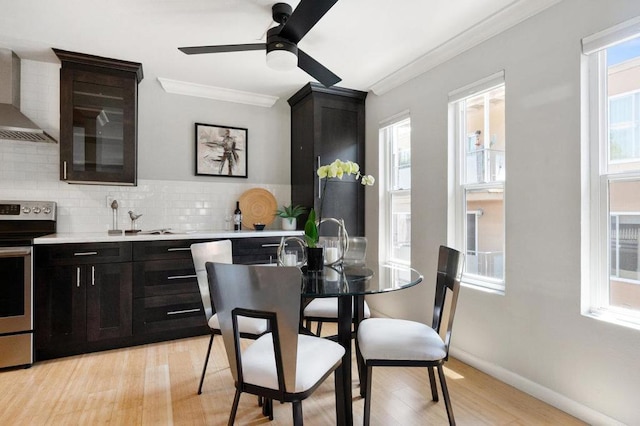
[379, 113, 411, 265]
[450, 73, 506, 294]
[583, 22, 640, 330]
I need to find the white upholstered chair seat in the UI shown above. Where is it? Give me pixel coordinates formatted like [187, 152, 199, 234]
[242, 333, 345, 393]
[208, 314, 268, 335]
[358, 318, 446, 361]
[303, 297, 371, 319]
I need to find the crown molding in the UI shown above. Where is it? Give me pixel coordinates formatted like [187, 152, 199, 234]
[369, 0, 562, 96]
[157, 77, 279, 108]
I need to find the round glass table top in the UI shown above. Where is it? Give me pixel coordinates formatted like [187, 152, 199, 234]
[300, 262, 423, 297]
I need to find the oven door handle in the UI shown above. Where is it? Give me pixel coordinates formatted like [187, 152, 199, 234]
[0, 248, 31, 258]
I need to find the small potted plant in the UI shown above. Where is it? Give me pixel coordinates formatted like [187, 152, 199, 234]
[275, 204, 307, 231]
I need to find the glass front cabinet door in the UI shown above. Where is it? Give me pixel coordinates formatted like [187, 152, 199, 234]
[54, 49, 143, 185]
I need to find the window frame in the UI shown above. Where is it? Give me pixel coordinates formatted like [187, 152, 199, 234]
[450, 72, 506, 293]
[379, 114, 411, 265]
[584, 20, 640, 329]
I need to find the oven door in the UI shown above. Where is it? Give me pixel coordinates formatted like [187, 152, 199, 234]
[0, 247, 32, 333]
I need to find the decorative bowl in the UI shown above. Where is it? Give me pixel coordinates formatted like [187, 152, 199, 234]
[253, 223, 266, 231]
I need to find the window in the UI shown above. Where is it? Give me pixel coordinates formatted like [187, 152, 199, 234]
[584, 19, 640, 326]
[380, 116, 411, 264]
[450, 72, 506, 291]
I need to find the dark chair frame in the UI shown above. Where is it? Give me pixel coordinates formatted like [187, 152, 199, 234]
[359, 245, 464, 426]
[227, 307, 342, 425]
[207, 262, 344, 426]
[191, 240, 269, 395]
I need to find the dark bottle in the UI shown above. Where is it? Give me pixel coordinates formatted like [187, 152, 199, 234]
[234, 201, 242, 231]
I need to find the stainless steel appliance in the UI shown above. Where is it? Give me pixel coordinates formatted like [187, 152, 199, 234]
[0, 200, 56, 369]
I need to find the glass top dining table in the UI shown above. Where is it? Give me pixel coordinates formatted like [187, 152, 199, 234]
[299, 262, 423, 426]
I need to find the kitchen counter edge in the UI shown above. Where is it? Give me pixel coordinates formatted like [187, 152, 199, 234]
[34, 230, 304, 245]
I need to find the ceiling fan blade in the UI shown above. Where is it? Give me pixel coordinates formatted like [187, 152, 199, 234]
[298, 49, 341, 88]
[279, 0, 339, 44]
[178, 43, 266, 55]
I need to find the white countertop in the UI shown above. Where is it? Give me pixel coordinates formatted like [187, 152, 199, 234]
[34, 229, 304, 244]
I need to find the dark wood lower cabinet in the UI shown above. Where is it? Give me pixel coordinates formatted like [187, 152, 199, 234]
[34, 235, 288, 360]
[34, 262, 132, 360]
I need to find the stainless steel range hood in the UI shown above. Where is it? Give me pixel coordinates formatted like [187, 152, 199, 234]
[0, 49, 56, 143]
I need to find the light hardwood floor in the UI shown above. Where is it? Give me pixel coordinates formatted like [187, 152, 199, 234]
[0, 329, 585, 425]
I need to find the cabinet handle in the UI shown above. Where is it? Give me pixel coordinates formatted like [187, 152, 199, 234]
[317, 155, 321, 198]
[167, 247, 191, 252]
[76, 267, 81, 288]
[74, 251, 98, 256]
[91, 266, 95, 286]
[167, 308, 200, 315]
[167, 274, 197, 280]
[261, 244, 280, 248]
[63, 161, 67, 180]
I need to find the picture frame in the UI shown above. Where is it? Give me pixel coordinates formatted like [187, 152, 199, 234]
[195, 123, 248, 178]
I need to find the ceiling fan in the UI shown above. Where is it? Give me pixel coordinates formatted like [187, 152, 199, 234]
[178, 0, 341, 88]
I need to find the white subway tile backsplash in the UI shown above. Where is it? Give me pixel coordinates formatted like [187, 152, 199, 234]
[0, 141, 290, 233]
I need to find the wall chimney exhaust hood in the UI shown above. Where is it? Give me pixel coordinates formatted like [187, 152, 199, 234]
[0, 49, 56, 143]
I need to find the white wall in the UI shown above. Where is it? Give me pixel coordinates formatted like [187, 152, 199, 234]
[0, 59, 292, 232]
[365, 0, 640, 424]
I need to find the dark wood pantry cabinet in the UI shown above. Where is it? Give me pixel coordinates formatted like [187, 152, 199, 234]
[288, 83, 367, 236]
[53, 49, 143, 185]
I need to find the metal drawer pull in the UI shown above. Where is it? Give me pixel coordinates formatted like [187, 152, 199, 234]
[76, 267, 81, 287]
[167, 247, 191, 252]
[91, 266, 95, 286]
[167, 274, 197, 280]
[74, 251, 98, 256]
[261, 244, 280, 248]
[167, 308, 200, 315]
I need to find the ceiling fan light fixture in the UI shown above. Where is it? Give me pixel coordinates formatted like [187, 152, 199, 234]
[266, 49, 297, 71]
[266, 38, 298, 71]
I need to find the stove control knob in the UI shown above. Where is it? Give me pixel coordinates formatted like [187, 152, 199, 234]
[32, 207, 42, 214]
[22, 207, 31, 214]
[43, 207, 52, 214]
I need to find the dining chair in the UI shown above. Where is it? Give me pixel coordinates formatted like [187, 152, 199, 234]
[190, 240, 269, 395]
[357, 245, 464, 426]
[303, 237, 371, 336]
[206, 262, 345, 426]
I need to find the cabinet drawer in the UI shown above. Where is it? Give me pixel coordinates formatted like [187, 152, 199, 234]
[35, 242, 132, 266]
[132, 239, 215, 261]
[133, 259, 199, 298]
[232, 236, 282, 265]
[133, 294, 206, 335]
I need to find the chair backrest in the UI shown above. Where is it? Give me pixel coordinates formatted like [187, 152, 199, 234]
[343, 236, 367, 265]
[191, 240, 233, 321]
[432, 245, 465, 354]
[206, 262, 302, 393]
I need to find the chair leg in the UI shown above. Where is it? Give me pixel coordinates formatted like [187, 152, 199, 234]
[363, 365, 373, 426]
[228, 389, 241, 426]
[197, 333, 215, 395]
[292, 401, 303, 426]
[316, 321, 322, 336]
[437, 364, 455, 426]
[428, 366, 439, 401]
[261, 398, 273, 420]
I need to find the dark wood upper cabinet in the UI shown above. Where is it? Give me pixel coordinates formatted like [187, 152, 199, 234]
[288, 83, 367, 236]
[53, 49, 143, 185]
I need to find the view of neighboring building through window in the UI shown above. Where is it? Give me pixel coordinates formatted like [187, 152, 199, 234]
[450, 74, 505, 291]
[585, 28, 640, 322]
[380, 117, 411, 264]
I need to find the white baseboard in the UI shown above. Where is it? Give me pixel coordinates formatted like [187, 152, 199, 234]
[449, 347, 624, 426]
